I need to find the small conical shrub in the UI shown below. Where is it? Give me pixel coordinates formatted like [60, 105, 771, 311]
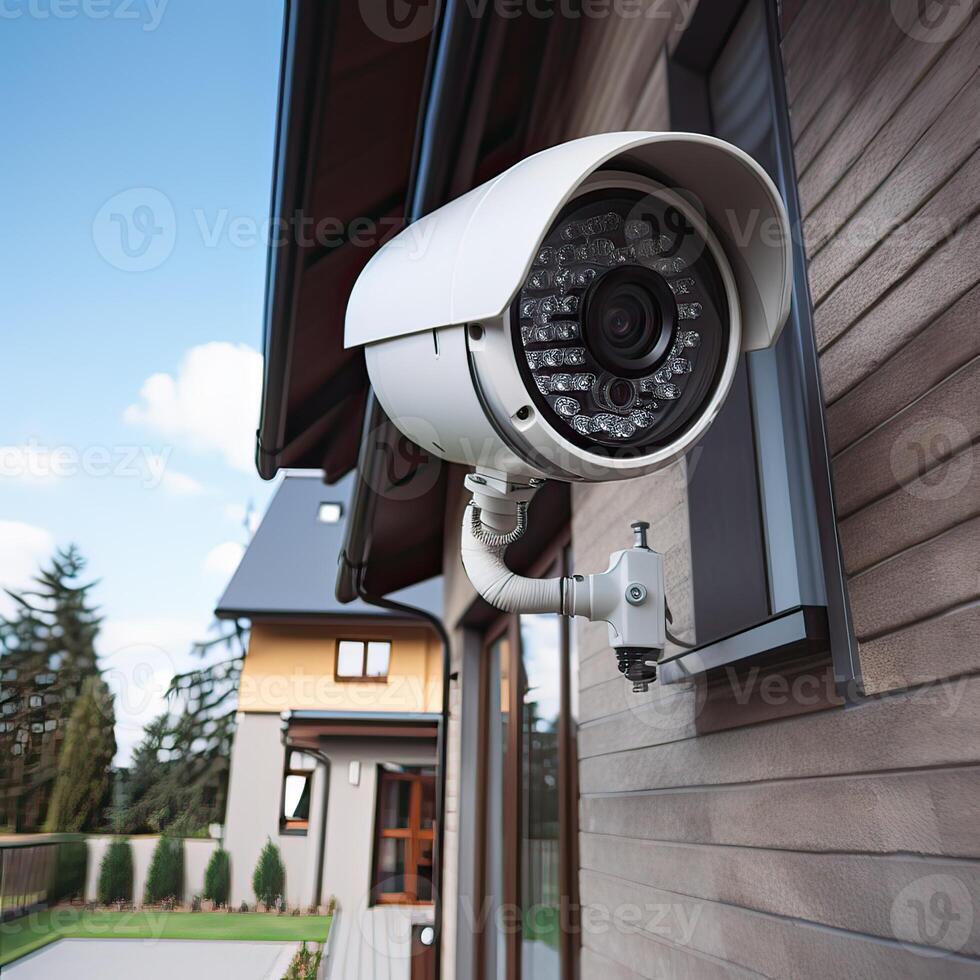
[203, 847, 231, 906]
[145, 835, 184, 904]
[97, 838, 133, 905]
[252, 839, 285, 909]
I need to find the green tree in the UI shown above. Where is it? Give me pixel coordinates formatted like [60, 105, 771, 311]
[145, 835, 184, 903]
[97, 838, 133, 905]
[252, 839, 285, 909]
[44, 675, 116, 831]
[203, 847, 231, 906]
[0, 546, 104, 831]
[118, 626, 245, 836]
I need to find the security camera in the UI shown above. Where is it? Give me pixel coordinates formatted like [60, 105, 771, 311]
[345, 131, 792, 690]
[345, 130, 792, 484]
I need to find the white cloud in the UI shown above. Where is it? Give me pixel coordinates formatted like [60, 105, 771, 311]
[161, 469, 207, 496]
[203, 540, 245, 578]
[0, 520, 55, 615]
[123, 341, 262, 473]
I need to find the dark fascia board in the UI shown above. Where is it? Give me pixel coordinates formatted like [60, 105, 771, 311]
[256, 0, 336, 480]
[214, 610, 433, 629]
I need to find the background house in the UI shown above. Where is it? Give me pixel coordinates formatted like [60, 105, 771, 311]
[216, 471, 442, 969]
[255, 1, 980, 979]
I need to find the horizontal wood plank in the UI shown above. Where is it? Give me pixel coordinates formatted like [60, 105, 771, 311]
[579, 765, 980, 856]
[579, 674, 980, 793]
[831, 354, 980, 516]
[848, 517, 980, 640]
[581, 870, 980, 980]
[840, 444, 980, 575]
[809, 79, 980, 307]
[825, 282, 980, 454]
[580, 834, 980, 955]
[582, 923, 761, 980]
[798, 16, 962, 220]
[859, 601, 980, 695]
[820, 210, 980, 397]
[792, 4, 905, 173]
[815, 148, 980, 353]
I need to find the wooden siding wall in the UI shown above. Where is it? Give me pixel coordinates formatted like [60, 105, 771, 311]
[552, 1, 980, 977]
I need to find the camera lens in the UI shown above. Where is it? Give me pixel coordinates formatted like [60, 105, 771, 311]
[584, 266, 678, 378]
[602, 294, 648, 347]
[606, 378, 635, 409]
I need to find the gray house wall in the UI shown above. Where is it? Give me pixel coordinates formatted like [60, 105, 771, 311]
[441, 1, 980, 977]
[223, 712, 327, 909]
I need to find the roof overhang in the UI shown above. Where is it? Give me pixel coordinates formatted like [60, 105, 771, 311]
[284, 710, 440, 748]
[259, 1, 578, 598]
[256, 0, 436, 481]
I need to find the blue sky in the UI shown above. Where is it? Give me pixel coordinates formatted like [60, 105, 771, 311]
[0, 0, 286, 762]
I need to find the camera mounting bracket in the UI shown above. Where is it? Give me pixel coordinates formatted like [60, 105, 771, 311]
[461, 472, 667, 691]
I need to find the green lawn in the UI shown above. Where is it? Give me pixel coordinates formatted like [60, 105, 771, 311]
[0, 908, 332, 967]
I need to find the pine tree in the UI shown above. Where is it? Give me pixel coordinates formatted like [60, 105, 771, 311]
[118, 626, 245, 836]
[252, 838, 285, 909]
[0, 546, 103, 831]
[203, 847, 231, 906]
[44, 675, 116, 831]
[97, 837, 133, 905]
[144, 834, 184, 904]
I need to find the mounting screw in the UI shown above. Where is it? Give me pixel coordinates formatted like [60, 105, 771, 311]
[626, 582, 647, 605]
[631, 520, 650, 550]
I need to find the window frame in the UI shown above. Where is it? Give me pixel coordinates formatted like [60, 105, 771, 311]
[660, 0, 859, 690]
[333, 638, 392, 683]
[279, 749, 316, 836]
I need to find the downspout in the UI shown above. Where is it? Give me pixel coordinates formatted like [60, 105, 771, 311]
[352, 559, 451, 935]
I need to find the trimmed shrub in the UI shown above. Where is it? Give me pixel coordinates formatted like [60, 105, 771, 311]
[97, 838, 133, 905]
[252, 839, 285, 909]
[283, 941, 322, 979]
[51, 838, 89, 903]
[202, 847, 231, 906]
[145, 835, 184, 904]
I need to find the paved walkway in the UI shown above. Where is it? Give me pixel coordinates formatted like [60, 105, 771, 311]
[5, 938, 300, 979]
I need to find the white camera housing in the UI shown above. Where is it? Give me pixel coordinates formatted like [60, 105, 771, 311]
[345, 131, 792, 484]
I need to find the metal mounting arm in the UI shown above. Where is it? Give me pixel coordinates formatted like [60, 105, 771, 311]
[460, 472, 667, 691]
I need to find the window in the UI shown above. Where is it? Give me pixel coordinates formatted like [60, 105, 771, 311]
[371, 765, 436, 905]
[317, 501, 343, 524]
[478, 540, 579, 979]
[335, 639, 391, 680]
[661, 0, 856, 683]
[281, 750, 316, 834]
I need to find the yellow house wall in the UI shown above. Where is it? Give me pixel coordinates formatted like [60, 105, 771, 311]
[238, 621, 442, 714]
